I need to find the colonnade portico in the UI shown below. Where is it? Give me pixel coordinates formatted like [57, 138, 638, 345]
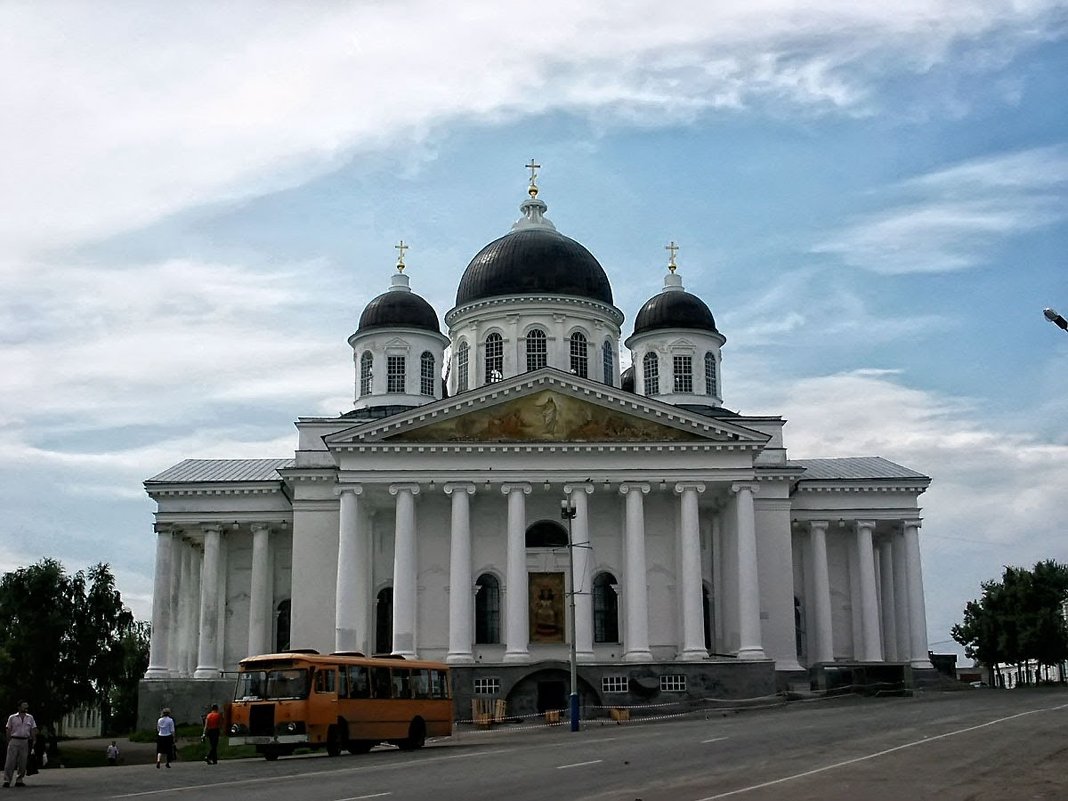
[797, 518, 932, 667]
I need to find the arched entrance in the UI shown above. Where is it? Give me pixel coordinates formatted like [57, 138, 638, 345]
[504, 666, 602, 719]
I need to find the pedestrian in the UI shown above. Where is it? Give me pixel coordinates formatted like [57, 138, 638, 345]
[156, 708, 175, 769]
[2, 701, 37, 788]
[106, 740, 119, 766]
[202, 704, 222, 765]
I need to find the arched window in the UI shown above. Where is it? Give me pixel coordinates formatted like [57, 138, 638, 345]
[643, 352, 660, 395]
[526, 328, 547, 371]
[705, 352, 718, 397]
[525, 519, 569, 548]
[387, 355, 406, 393]
[673, 355, 693, 393]
[420, 351, 435, 396]
[485, 333, 503, 383]
[375, 587, 393, 654]
[276, 599, 291, 652]
[602, 340, 614, 386]
[360, 352, 373, 397]
[569, 332, 588, 378]
[795, 596, 806, 661]
[592, 572, 619, 643]
[475, 573, 501, 644]
[702, 583, 713, 652]
[457, 341, 470, 393]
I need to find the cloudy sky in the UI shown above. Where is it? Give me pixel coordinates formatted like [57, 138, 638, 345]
[2, 2, 1067, 661]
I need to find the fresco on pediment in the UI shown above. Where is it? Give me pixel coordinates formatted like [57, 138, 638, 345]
[387, 390, 706, 443]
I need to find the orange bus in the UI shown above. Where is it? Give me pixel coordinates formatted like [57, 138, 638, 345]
[228, 650, 452, 760]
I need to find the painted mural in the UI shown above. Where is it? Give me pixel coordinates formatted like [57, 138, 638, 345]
[388, 390, 709, 443]
[529, 572, 566, 643]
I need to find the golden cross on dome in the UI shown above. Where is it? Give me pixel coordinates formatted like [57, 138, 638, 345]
[395, 239, 409, 272]
[665, 240, 679, 272]
[525, 158, 541, 197]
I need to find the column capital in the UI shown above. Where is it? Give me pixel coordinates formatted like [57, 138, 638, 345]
[250, 522, 272, 534]
[855, 519, 877, 533]
[563, 482, 595, 496]
[729, 481, 758, 495]
[201, 524, 223, 535]
[619, 482, 651, 495]
[902, 519, 923, 531]
[674, 482, 706, 495]
[500, 482, 532, 495]
[389, 482, 421, 496]
[335, 484, 364, 497]
[808, 519, 830, 534]
[443, 482, 476, 496]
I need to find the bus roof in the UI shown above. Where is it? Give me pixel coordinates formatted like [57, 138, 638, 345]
[237, 651, 451, 670]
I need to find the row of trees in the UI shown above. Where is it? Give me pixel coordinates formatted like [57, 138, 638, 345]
[952, 560, 1068, 687]
[0, 559, 149, 735]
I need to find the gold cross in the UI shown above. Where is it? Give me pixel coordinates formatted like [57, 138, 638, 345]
[395, 240, 409, 271]
[526, 158, 541, 197]
[665, 240, 679, 272]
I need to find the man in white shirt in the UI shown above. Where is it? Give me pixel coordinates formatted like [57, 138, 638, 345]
[3, 701, 37, 788]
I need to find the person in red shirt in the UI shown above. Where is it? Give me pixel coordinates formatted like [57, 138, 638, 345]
[202, 705, 222, 765]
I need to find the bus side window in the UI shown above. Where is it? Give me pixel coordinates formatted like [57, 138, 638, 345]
[392, 668, 412, 699]
[412, 669, 431, 699]
[315, 669, 336, 694]
[337, 665, 348, 698]
[430, 669, 449, 699]
[348, 666, 370, 699]
[371, 666, 392, 699]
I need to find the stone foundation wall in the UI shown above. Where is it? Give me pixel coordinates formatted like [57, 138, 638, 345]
[138, 678, 235, 731]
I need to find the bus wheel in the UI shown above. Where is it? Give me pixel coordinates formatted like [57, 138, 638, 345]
[261, 746, 280, 761]
[401, 718, 426, 751]
[347, 740, 373, 755]
[326, 725, 342, 757]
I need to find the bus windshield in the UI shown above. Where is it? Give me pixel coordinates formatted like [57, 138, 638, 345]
[234, 668, 310, 701]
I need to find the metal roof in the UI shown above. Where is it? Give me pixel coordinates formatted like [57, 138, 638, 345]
[146, 458, 294, 484]
[789, 457, 928, 482]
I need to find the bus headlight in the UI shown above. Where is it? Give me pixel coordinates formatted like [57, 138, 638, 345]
[230, 723, 247, 735]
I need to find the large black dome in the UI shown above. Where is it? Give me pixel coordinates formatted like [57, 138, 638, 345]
[633, 290, 718, 336]
[456, 228, 613, 306]
[358, 290, 440, 333]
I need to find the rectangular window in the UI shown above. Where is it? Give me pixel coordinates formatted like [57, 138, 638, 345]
[601, 675, 628, 694]
[430, 669, 450, 699]
[314, 668, 336, 694]
[347, 666, 370, 699]
[371, 666, 392, 699]
[526, 330, 547, 371]
[387, 355, 406, 393]
[673, 355, 693, 393]
[570, 334, 588, 378]
[391, 668, 412, 699]
[473, 677, 501, 695]
[659, 675, 687, 693]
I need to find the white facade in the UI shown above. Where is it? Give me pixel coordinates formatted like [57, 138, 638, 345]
[143, 182, 935, 696]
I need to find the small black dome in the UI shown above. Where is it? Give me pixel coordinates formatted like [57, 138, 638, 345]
[456, 229, 613, 306]
[620, 366, 635, 393]
[358, 290, 440, 333]
[633, 290, 718, 336]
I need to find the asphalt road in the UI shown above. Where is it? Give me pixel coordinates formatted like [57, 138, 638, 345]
[19, 688, 1068, 801]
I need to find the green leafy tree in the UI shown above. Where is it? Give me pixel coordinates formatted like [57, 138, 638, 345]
[0, 559, 147, 733]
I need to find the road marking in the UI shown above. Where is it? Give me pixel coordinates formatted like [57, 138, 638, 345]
[702, 737, 729, 744]
[336, 794, 391, 801]
[693, 701, 1068, 800]
[557, 759, 603, 770]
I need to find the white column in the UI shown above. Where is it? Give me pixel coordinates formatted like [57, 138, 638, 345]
[676, 482, 708, 661]
[877, 539, 898, 661]
[620, 483, 652, 662]
[248, 523, 272, 657]
[565, 483, 595, 661]
[215, 535, 228, 670]
[194, 525, 222, 677]
[807, 520, 834, 664]
[502, 483, 532, 662]
[903, 519, 933, 668]
[335, 486, 364, 653]
[445, 482, 477, 664]
[892, 529, 911, 661]
[166, 538, 182, 674]
[732, 482, 766, 660]
[390, 483, 420, 658]
[187, 546, 202, 675]
[145, 528, 175, 678]
[855, 521, 883, 661]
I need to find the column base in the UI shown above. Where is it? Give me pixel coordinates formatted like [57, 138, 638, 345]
[143, 666, 171, 679]
[775, 657, 804, 672]
[446, 652, 475, 664]
[736, 647, 768, 661]
[677, 648, 709, 662]
[393, 651, 417, 660]
[193, 666, 220, 679]
[577, 650, 596, 663]
[623, 650, 653, 663]
[502, 650, 530, 663]
[910, 658, 934, 669]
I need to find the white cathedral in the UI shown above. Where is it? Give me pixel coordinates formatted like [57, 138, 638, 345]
[141, 171, 934, 722]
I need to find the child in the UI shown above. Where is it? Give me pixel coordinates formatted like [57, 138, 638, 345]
[106, 741, 119, 766]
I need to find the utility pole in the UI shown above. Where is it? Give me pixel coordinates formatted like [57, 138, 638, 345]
[560, 497, 580, 732]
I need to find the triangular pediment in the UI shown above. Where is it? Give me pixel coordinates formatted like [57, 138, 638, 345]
[326, 369, 770, 448]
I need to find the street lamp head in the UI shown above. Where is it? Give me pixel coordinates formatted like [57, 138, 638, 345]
[1044, 307, 1068, 331]
[560, 498, 577, 519]
[1044, 308, 1058, 322]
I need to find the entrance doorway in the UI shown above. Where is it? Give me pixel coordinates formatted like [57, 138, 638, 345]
[537, 680, 567, 713]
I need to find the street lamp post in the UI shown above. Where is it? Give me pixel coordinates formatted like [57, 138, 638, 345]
[560, 497, 580, 732]
[1044, 308, 1068, 332]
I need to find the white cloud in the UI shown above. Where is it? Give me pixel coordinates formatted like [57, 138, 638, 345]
[814, 145, 1068, 274]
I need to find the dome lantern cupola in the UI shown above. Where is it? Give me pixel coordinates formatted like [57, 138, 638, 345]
[348, 244, 449, 412]
[625, 243, 726, 407]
